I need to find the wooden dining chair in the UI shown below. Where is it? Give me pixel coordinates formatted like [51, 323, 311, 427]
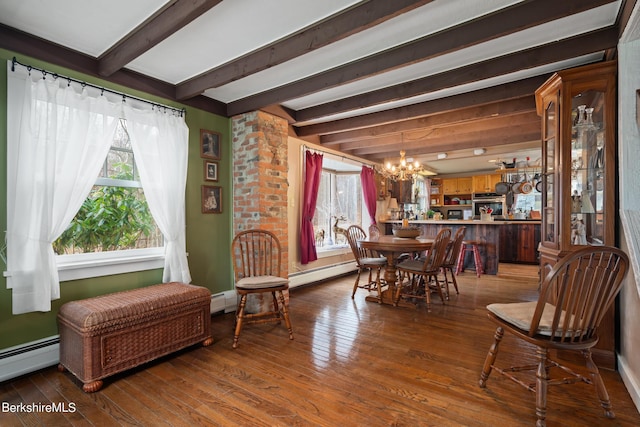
[231, 229, 293, 349]
[346, 225, 387, 302]
[394, 228, 451, 308]
[441, 227, 466, 296]
[479, 246, 629, 427]
[368, 223, 382, 239]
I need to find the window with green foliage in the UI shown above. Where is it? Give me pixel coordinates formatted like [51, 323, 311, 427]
[53, 120, 162, 255]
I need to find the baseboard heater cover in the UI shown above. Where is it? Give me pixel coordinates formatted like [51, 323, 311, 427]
[288, 261, 357, 288]
[0, 336, 60, 383]
[210, 290, 237, 314]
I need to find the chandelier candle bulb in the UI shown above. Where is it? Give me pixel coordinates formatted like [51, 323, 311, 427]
[381, 150, 430, 181]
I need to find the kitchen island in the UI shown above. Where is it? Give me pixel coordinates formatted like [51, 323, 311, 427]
[382, 219, 541, 274]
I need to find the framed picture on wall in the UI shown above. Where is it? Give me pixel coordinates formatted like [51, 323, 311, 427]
[200, 129, 221, 160]
[204, 161, 218, 181]
[202, 185, 222, 214]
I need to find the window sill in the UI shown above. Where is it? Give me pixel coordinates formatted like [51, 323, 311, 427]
[57, 248, 165, 282]
[316, 246, 351, 258]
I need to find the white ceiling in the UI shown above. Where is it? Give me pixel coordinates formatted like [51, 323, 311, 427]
[0, 0, 630, 174]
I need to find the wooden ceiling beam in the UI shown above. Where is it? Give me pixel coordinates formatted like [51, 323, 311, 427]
[294, 76, 545, 137]
[296, 26, 618, 122]
[335, 112, 540, 153]
[355, 124, 542, 159]
[176, 0, 433, 100]
[98, 0, 223, 77]
[0, 24, 227, 116]
[320, 97, 536, 145]
[337, 113, 540, 153]
[226, 0, 615, 116]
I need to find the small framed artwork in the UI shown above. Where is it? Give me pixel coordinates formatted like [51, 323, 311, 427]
[204, 161, 218, 181]
[200, 129, 221, 160]
[202, 185, 222, 214]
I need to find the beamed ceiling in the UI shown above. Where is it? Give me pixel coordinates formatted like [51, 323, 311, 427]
[1, 0, 637, 174]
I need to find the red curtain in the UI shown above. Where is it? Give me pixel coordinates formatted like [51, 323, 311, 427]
[361, 165, 378, 224]
[300, 151, 323, 264]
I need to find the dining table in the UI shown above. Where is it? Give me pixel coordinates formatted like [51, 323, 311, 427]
[358, 235, 434, 307]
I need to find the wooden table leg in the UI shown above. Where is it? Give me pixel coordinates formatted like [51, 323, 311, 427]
[364, 253, 414, 307]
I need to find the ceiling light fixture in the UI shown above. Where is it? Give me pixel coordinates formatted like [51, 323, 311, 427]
[474, 148, 486, 155]
[437, 153, 448, 160]
[379, 150, 424, 181]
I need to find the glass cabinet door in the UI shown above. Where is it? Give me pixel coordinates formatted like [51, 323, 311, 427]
[542, 99, 557, 246]
[569, 89, 606, 247]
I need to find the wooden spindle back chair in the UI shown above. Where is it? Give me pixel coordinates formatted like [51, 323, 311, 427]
[231, 229, 293, 348]
[441, 226, 466, 295]
[479, 246, 629, 427]
[346, 225, 387, 302]
[394, 228, 451, 308]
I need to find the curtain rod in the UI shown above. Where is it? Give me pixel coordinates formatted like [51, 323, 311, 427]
[11, 57, 186, 117]
[302, 144, 379, 168]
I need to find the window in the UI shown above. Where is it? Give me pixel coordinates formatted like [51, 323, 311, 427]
[513, 192, 542, 213]
[55, 120, 164, 281]
[313, 157, 366, 251]
[54, 120, 162, 255]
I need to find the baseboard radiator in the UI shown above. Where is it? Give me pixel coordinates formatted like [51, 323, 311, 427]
[288, 261, 356, 289]
[0, 336, 60, 383]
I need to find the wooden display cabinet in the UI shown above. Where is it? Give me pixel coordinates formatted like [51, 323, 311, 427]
[535, 60, 617, 368]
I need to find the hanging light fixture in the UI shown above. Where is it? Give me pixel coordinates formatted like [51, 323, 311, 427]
[379, 150, 426, 181]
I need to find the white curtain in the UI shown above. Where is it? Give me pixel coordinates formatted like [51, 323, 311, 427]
[123, 106, 192, 284]
[6, 68, 120, 314]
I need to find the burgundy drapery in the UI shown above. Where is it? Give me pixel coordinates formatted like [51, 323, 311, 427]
[361, 165, 378, 224]
[300, 151, 323, 264]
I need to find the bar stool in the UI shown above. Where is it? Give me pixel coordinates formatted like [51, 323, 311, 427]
[456, 240, 484, 277]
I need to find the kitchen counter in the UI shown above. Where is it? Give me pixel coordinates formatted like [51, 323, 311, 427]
[382, 220, 542, 267]
[383, 219, 541, 225]
[382, 221, 501, 274]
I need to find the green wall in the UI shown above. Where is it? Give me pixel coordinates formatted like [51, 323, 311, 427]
[0, 49, 233, 350]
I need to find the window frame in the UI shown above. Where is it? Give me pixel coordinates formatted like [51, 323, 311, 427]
[313, 156, 370, 255]
[54, 123, 165, 281]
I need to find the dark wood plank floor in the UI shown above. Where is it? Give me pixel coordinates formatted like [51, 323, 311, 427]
[2, 264, 639, 426]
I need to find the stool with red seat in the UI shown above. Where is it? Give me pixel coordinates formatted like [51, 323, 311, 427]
[456, 240, 484, 277]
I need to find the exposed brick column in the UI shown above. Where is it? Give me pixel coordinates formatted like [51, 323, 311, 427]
[231, 111, 289, 312]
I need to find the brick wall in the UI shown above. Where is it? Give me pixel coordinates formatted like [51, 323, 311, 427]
[231, 111, 290, 312]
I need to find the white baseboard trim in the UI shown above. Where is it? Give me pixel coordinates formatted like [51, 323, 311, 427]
[0, 336, 60, 383]
[288, 261, 357, 289]
[210, 290, 237, 314]
[618, 354, 640, 413]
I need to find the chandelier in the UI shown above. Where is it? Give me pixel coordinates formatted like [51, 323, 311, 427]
[379, 150, 424, 181]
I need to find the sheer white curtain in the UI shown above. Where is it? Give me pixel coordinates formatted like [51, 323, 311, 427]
[6, 66, 120, 314]
[123, 105, 191, 284]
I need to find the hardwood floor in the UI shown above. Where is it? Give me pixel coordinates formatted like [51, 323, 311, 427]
[2, 265, 639, 426]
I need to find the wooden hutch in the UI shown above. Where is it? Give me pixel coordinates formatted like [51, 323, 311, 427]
[535, 60, 617, 368]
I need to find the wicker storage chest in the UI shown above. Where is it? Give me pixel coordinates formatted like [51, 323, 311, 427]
[57, 282, 213, 392]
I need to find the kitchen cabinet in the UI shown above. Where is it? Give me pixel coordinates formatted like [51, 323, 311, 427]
[534, 60, 617, 368]
[499, 223, 541, 264]
[389, 179, 414, 204]
[429, 178, 443, 206]
[472, 173, 502, 193]
[442, 177, 472, 195]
